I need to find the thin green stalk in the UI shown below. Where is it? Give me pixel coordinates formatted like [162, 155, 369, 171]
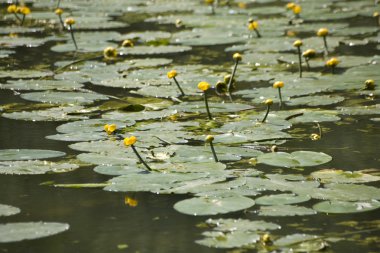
[203, 91, 212, 120]
[323, 36, 329, 55]
[58, 15, 65, 30]
[173, 76, 185, 96]
[254, 29, 261, 38]
[297, 47, 303, 78]
[20, 14, 26, 26]
[227, 61, 239, 93]
[261, 105, 271, 123]
[278, 88, 283, 109]
[209, 142, 219, 162]
[13, 13, 22, 23]
[305, 57, 310, 71]
[57, 0, 61, 8]
[131, 145, 152, 171]
[68, 24, 78, 50]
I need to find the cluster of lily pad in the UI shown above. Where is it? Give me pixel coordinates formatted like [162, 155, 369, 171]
[0, 0, 380, 251]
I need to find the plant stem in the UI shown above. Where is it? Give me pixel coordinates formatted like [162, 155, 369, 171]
[331, 66, 335, 74]
[13, 13, 22, 23]
[203, 91, 212, 120]
[323, 36, 329, 56]
[20, 14, 26, 26]
[297, 47, 303, 78]
[209, 142, 219, 162]
[305, 57, 310, 71]
[173, 76, 185, 96]
[68, 24, 78, 50]
[261, 105, 271, 123]
[254, 29, 261, 38]
[131, 145, 152, 171]
[316, 122, 322, 138]
[57, 0, 61, 8]
[227, 60, 239, 93]
[58, 15, 65, 30]
[278, 88, 283, 109]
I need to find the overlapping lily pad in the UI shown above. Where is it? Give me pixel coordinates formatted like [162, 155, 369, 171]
[257, 151, 332, 168]
[0, 149, 65, 161]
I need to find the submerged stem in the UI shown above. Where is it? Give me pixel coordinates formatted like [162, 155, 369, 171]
[254, 29, 262, 38]
[305, 57, 310, 71]
[173, 76, 185, 96]
[131, 145, 152, 171]
[58, 15, 65, 30]
[20, 14, 26, 26]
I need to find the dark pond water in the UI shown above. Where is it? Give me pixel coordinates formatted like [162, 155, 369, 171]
[1, 0, 380, 252]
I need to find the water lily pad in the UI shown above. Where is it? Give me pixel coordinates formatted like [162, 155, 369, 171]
[174, 195, 255, 216]
[313, 200, 380, 214]
[205, 218, 281, 232]
[0, 70, 52, 79]
[0, 160, 78, 175]
[0, 79, 83, 91]
[311, 169, 380, 184]
[258, 205, 316, 216]
[119, 45, 192, 55]
[0, 149, 65, 161]
[257, 151, 332, 168]
[196, 231, 260, 249]
[56, 119, 135, 134]
[20, 91, 109, 105]
[0, 204, 20, 217]
[286, 95, 345, 107]
[0, 222, 69, 243]
[2, 105, 88, 121]
[274, 233, 322, 248]
[255, 193, 311, 206]
[105, 171, 208, 193]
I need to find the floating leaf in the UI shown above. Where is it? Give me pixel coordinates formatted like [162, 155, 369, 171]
[0, 222, 69, 243]
[255, 193, 311, 206]
[0, 204, 20, 217]
[196, 231, 260, 249]
[20, 91, 109, 105]
[258, 205, 317, 216]
[311, 169, 380, 184]
[0, 149, 65, 161]
[0, 79, 83, 91]
[313, 200, 380, 214]
[257, 151, 332, 168]
[0, 160, 78, 175]
[205, 218, 281, 232]
[119, 45, 192, 55]
[174, 195, 255, 216]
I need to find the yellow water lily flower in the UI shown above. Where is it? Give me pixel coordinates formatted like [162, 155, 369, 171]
[55, 8, 63, 15]
[317, 28, 329, 37]
[273, 81, 284, 89]
[264, 99, 273, 106]
[125, 196, 138, 207]
[167, 70, 177, 79]
[302, 49, 316, 58]
[364, 79, 375, 90]
[233, 52, 242, 61]
[293, 40, 303, 47]
[292, 4, 301, 14]
[248, 21, 258, 30]
[205, 135, 214, 143]
[103, 46, 117, 59]
[286, 2, 296, 9]
[7, 4, 17, 13]
[121, 39, 134, 47]
[310, 133, 321, 141]
[325, 57, 339, 67]
[64, 17, 75, 26]
[198, 81, 210, 91]
[104, 124, 117, 135]
[18, 6, 31, 15]
[124, 136, 137, 146]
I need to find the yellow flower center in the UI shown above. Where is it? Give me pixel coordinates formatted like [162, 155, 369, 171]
[198, 81, 210, 91]
[302, 49, 316, 58]
[124, 136, 137, 146]
[292, 5, 302, 14]
[205, 135, 214, 143]
[273, 81, 284, 89]
[167, 70, 177, 79]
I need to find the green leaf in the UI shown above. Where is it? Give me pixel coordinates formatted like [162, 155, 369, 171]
[0, 204, 20, 217]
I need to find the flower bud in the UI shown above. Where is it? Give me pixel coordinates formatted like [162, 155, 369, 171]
[124, 136, 137, 146]
[233, 52, 242, 61]
[198, 81, 210, 91]
[273, 81, 284, 89]
[65, 17, 75, 26]
[205, 135, 214, 143]
[167, 70, 177, 79]
[293, 40, 303, 47]
[264, 99, 273, 106]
